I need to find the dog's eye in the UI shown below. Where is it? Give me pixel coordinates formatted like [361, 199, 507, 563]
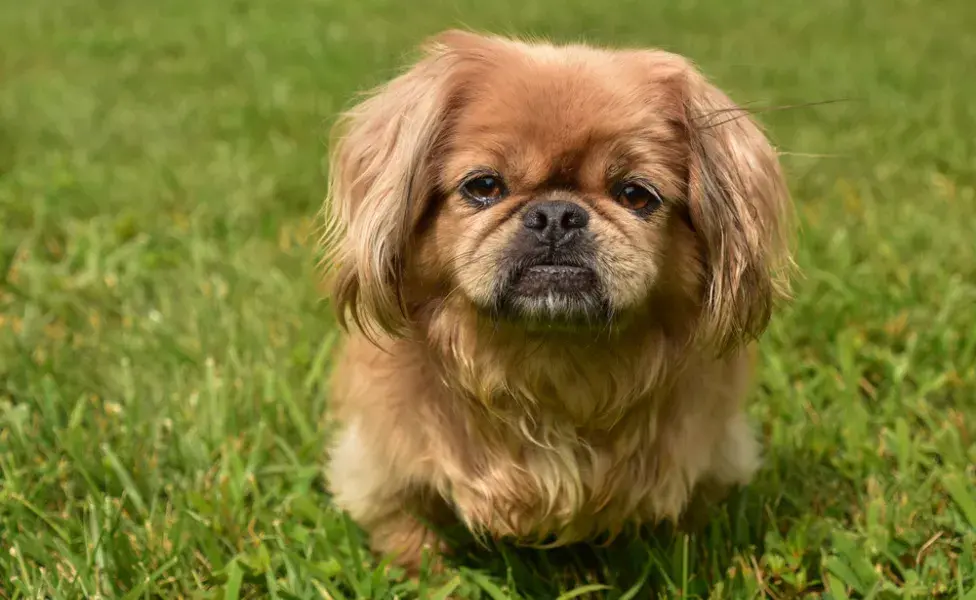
[461, 175, 507, 205]
[613, 180, 663, 213]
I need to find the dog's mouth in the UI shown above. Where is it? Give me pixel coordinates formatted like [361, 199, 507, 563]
[510, 264, 599, 297]
[492, 258, 609, 326]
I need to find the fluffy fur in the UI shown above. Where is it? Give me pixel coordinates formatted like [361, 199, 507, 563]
[320, 30, 792, 570]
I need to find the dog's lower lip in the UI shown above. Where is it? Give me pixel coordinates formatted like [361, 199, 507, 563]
[509, 264, 599, 297]
[525, 265, 588, 274]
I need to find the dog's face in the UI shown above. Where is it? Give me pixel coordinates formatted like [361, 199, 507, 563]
[432, 51, 691, 327]
[324, 31, 790, 349]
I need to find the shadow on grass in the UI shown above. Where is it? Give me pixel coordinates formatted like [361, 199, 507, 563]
[431, 448, 836, 598]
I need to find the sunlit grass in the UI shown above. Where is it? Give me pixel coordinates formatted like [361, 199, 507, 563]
[1, 0, 975, 597]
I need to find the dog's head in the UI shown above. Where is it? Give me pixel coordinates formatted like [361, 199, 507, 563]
[322, 31, 791, 352]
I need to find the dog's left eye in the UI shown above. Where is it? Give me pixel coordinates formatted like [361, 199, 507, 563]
[613, 180, 663, 213]
[461, 175, 507, 205]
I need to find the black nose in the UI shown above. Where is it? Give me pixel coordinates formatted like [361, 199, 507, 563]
[522, 200, 589, 244]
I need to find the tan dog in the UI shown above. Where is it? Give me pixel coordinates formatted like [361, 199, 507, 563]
[320, 30, 792, 570]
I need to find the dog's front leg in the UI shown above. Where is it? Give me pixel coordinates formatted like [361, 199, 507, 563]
[327, 422, 451, 572]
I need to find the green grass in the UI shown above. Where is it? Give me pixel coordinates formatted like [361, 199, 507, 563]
[1, 0, 975, 597]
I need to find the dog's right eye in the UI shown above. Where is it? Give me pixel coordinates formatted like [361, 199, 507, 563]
[612, 179, 664, 215]
[460, 175, 507, 205]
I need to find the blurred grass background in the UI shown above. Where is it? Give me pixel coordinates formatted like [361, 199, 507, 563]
[1, 0, 975, 597]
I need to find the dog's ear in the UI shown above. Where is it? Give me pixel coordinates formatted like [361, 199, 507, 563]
[321, 31, 491, 338]
[678, 64, 793, 352]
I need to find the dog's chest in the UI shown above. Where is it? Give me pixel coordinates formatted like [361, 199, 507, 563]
[449, 418, 662, 544]
[441, 353, 672, 542]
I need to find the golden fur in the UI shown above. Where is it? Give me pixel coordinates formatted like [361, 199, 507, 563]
[320, 30, 792, 570]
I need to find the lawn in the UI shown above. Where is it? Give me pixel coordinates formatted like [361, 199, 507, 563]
[1, 0, 975, 597]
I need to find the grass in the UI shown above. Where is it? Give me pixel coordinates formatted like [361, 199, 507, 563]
[1, 0, 975, 597]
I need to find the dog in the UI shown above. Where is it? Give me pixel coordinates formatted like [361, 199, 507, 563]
[320, 30, 792, 571]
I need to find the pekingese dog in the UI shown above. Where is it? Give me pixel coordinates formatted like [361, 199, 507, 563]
[320, 30, 792, 570]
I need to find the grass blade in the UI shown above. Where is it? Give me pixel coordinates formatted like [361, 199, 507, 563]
[101, 443, 147, 517]
[224, 560, 243, 600]
[944, 474, 976, 529]
[556, 583, 612, 599]
[463, 569, 510, 600]
[430, 576, 463, 600]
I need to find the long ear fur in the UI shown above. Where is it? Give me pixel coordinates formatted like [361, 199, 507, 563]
[680, 66, 793, 353]
[320, 31, 489, 338]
